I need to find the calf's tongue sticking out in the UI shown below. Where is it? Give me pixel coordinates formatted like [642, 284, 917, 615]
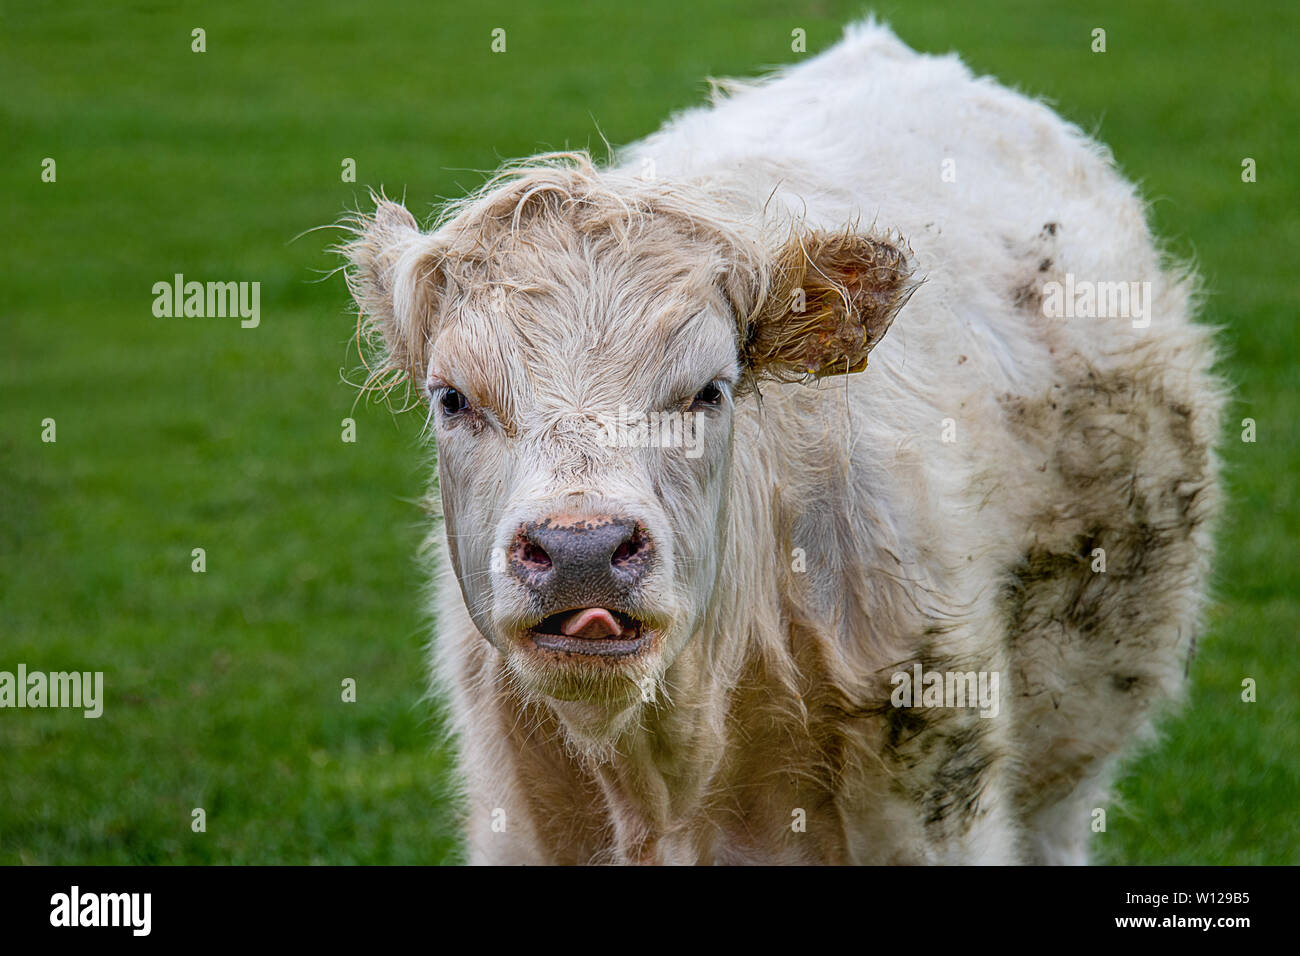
[560, 608, 624, 640]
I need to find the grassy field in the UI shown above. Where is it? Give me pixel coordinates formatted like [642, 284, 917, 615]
[1, 0, 1295, 864]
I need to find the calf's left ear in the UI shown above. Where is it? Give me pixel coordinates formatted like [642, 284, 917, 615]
[340, 195, 445, 396]
[741, 231, 917, 382]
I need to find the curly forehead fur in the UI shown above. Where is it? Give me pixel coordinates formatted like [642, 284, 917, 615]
[342, 153, 779, 401]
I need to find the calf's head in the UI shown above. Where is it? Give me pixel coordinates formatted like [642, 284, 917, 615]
[342, 155, 913, 725]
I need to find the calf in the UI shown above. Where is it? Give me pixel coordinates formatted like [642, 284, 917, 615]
[341, 20, 1222, 864]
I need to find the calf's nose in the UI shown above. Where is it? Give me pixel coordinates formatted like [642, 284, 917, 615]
[508, 514, 654, 602]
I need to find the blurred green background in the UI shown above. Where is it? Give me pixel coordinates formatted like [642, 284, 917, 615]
[1, 0, 1295, 864]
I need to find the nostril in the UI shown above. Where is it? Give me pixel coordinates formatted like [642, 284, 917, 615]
[521, 540, 552, 570]
[512, 532, 553, 574]
[611, 524, 649, 569]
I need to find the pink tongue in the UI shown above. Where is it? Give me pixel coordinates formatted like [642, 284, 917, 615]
[561, 608, 624, 640]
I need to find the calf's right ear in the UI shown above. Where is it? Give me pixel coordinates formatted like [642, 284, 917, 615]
[340, 196, 443, 394]
[741, 230, 917, 383]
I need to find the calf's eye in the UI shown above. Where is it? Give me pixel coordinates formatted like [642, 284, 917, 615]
[439, 387, 469, 416]
[690, 382, 724, 409]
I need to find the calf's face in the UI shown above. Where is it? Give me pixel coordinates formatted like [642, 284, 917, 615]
[429, 231, 741, 709]
[342, 160, 913, 721]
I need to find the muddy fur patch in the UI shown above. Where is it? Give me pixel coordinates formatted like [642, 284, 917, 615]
[997, 362, 1220, 811]
[823, 647, 1007, 839]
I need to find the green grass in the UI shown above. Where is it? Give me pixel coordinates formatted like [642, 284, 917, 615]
[1, 0, 1296, 864]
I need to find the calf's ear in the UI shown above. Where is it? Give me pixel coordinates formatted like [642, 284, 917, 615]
[741, 230, 916, 382]
[340, 196, 443, 395]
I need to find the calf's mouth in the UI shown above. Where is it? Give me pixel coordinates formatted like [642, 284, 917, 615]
[526, 607, 653, 659]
